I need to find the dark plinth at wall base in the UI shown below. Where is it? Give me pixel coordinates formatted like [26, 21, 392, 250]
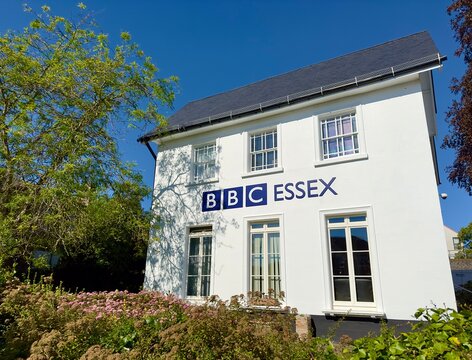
[310, 315, 415, 340]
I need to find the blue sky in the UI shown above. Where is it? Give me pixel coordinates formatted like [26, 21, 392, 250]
[0, 1, 470, 231]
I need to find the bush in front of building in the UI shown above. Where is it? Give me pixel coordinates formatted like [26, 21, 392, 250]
[0, 280, 338, 359]
[347, 307, 472, 359]
[2, 279, 472, 359]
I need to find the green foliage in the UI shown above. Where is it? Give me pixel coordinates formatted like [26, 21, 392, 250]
[455, 221, 472, 258]
[3, 283, 472, 359]
[444, 0, 472, 194]
[0, 4, 175, 279]
[348, 307, 472, 359]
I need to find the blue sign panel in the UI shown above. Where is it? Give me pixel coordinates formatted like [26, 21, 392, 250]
[246, 183, 267, 207]
[223, 187, 244, 209]
[202, 190, 221, 212]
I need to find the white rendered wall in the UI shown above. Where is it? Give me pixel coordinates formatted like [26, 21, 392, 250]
[144, 74, 456, 320]
[445, 225, 458, 258]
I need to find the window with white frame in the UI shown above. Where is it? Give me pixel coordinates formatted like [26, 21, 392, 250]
[327, 214, 374, 305]
[249, 220, 282, 297]
[186, 226, 212, 297]
[193, 143, 216, 182]
[249, 129, 278, 171]
[320, 112, 359, 159]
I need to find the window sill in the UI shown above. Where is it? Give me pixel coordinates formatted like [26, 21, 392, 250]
[242, 166, 284, 179]
[322, 308, 385, 319]
[186, 178, 219, 187]
[314, 153, 368, 168]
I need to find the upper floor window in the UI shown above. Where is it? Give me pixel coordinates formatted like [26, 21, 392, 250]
[193, 143, 216, 182]
[321, 112, 359, 159]
[250, 129, 278, 171]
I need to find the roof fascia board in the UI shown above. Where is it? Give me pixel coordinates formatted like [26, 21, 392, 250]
[155, 65, 441, 145]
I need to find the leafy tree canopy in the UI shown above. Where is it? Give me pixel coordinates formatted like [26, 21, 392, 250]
[0, 4, 175, 275]
[444, 0, 472, 194]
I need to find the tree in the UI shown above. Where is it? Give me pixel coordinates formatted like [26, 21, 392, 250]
[444, 0, 472, 194]
[0, 4, 175, 278]
[455, 221, 472, 258]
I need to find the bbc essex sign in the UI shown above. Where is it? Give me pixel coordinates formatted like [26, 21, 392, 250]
[202, 177, 337, 212]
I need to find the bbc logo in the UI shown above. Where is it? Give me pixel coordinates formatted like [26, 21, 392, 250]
[202, 184, 267, 212]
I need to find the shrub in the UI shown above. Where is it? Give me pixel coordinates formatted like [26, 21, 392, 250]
[2, 281, 472, 359]
[348, 307, 472, 359]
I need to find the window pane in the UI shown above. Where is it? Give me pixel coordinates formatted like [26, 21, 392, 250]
[187, 277, 198, 296]
[351, 227, 369, 250]
[322, 123, 327, 139]
[267, 151, 275, 167]
[194, 164, 203, 181]
[251, 223, 264, 229]
[252, 277, 263, 293]
[188, 257, 199, 276]
[268, 255, 280, 277]
[267, 221, 280, 228]
[356, 278, 374, 302]
[266, 133, 274, 149]
[202, 255, 211, 275]
[201, 276, 210, 297]
[189, 238, 200, 256]
[203, 236, 212, 255]
[349, 215, 366, 222]
[342, 117, 352, 134]
[343, 136, 353, 153]
[268, 233, 280, 254]
[327, 121, 336, 137]
[268, 277, 281, 296]
[323, 140, 328, 157]
[328, 139, 338, 156]
[331, 253, 349, 275]
[352, 116, 357, 132]
[353, 252, 371, 275]
[333, 277, 351, 301]
[254, 135, 262, 151]
[252, 255, 263, 276]
[255, 153, 263, 168]
[328, 217, 344, 224]
[330, 229, 346, 251]
[252, 234, 263, 253]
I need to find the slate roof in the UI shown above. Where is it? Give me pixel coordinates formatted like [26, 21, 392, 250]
[138, 31, 445, 142]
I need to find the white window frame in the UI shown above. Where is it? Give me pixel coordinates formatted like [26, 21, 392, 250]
[314, 106, 368, 167]
[184, 225, 214, 299]
[191, 141, 218, 184]
[242, 125, 283, 178]
[319, 206, 384, 317]
[243, 214, 286, 301]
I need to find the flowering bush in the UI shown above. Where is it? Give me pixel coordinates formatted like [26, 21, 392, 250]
[59, 289, 188, 320]
[2, 280, 472, 359]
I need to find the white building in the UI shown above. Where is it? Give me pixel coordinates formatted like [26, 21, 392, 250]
[139, 32, 456, 334]
[445, 225, 460, 259]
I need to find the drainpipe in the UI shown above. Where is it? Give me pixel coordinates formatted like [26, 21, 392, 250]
[144, 141, 157, 160]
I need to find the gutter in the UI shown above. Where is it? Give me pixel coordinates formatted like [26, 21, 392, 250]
[137, 53, 446, 144]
